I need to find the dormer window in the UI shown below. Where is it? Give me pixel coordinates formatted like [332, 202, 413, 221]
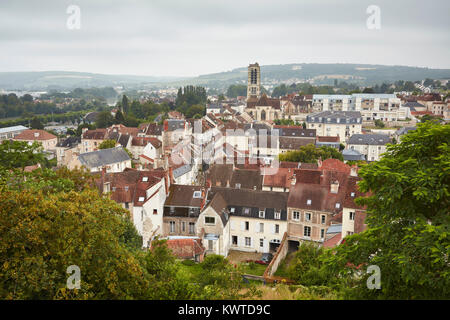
[259, 210, 265, 218]
[335, 203, 341, 209]
[235, 183, 241, 189]
[193, 191, 202, 198]
[274, 211, 281, 220]
[142, 177, 148, 182]
[351, 192, 355, 197]
[243, 208, 250, 215]
[306, 199, 312, 205]
[230, 207, 235, 213]
[138, 197, 145, 202]
[125, 186, 129, 191]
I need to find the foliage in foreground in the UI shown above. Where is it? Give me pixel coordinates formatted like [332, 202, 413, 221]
[287, 122, 450, 299]
[0, 166, 254, 299]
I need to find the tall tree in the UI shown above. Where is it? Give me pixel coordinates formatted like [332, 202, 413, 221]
[121, 95, 129, 114]
[30, 117, 44, 130]
[95, 111, 114, 128]
[326, 122, 450, 299]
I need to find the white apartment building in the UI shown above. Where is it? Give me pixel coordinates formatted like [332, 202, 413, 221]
[312, 94, 406, 122]
[306, 111, 362, 143]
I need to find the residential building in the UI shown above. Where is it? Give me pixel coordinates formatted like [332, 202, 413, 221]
[287, 159, 366, 246]
[306, 111, 362, 143]
[68, 146, 132, 173]
[55, 136, 81, 167]
[163, 185, 206, 237]
[347, 134, 391, 162]
[97, 168, 169, 246]
[13, 129, 58, 151]
[200, 187, 288, 255]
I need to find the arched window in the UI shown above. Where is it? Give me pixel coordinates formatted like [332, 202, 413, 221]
[261, 110, 266, 121]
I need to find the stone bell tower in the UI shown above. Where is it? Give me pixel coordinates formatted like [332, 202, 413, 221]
[247, 62, 261, 100]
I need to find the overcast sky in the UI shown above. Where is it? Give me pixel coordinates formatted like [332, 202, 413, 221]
[0, 0, 449, 77]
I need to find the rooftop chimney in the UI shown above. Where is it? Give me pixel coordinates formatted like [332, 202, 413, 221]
[350, 165, 358, 177]
[317, 157, 323, 168]
[291, 174, 297, 186]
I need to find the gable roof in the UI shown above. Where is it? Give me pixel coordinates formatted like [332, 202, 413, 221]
[14, 129, 57, 141]
[279, 137, 315, 150]
[348, 134, 391, 146]
[165, 185, 204, 208]
[82, 129, 108, 140]
[132, 136, 162, 148]
[78, 147, 130, 168]
[97, 169, 164, 204]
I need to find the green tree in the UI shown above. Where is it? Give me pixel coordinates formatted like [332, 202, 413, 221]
[186, 104, 205, 118]
[288, 242, 339, 287]
[30, 117, 44, 129]
[0, 140, 44, 170]
[0, 168, 151, 299]
[98, 139, 117, 149]
[326, 122, 450, 299]
[114, 110, 125, 124]
[278, 144, 344, 163]
[374, 119, 385, 128]
[95, 111, 115, 128]
[226, 84, 247, 98]
[121, 95, 129, 114]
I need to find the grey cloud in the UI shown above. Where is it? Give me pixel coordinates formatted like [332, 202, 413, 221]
[0, 0, 448, 76]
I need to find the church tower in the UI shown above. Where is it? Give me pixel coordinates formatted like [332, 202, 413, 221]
[247, 62, 261, 100]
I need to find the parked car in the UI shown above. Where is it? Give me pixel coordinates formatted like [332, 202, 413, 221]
[255, 253, 273, 265]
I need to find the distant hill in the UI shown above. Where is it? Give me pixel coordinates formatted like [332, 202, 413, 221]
[1, 64, 450, 91]
[174, 63, 450, 88]
[0, 71, 185, 91]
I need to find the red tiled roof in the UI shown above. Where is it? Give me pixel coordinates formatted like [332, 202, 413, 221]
[109, 124, 139, 136]
[288, 159, 367, 213]
[354, 210, 368, 233]
[96, 169, 164, 204]
[139, 154, 154, 163]
[262, 168, 295, 189]
[14, 129, 57, 141]
[294, 169, 321, 184]
[165, 238, 205, 259]
[323, 233, 342, 248]
[317, 136, 340, 143]
[132, 137, 162, 148]
[82, 129, 107, 140]
[320, 158, 351, 174]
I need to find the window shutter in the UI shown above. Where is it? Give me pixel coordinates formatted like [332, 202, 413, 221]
[271, 224, 275, 234]
[241, 221, 245, 231]
[255, 223, 260, 233]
